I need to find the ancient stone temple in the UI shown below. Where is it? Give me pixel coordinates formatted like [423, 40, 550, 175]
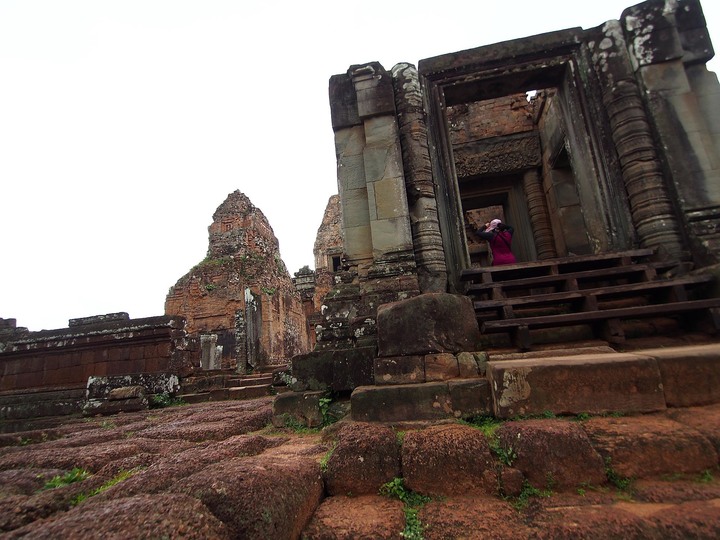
[275, 0, 720, 425]
[165, 190, 311, 372]
[292, 195, 344, 350]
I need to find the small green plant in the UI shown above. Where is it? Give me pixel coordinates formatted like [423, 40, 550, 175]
[577, 487, 586, 496]
[279, 414, 320, 434]
[545, 472, 556, 491]
[463, 416, 518, 466]
[495, 442, 518, 467]
[204, 283, 216, 291]
[540, 410, 556, 419]
[19, 437, 31, 446]
[463, 415, 502, 438]
[100, 420, 116, 429]
[380, 478, 431, 539]
[575, 412, 591, 422]
[513, 479, 552, 510]
[604, 457, 633, 491]
[260, 286, 276, 295]
[396, 430, 406, 446]
[319, 396, 333, 426]
[198, 257, 231, 268]
[319, 444, 336, 473]
[379, 477, 431, 508]
[698, 469, 714, 483]
[72, 468, 142, 506]
[401, 507, 424, 540]
[150, 393, 186, 409]
[43, 468, 90, 490]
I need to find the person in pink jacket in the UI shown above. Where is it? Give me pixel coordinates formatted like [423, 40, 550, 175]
[477, 219, 517, 266]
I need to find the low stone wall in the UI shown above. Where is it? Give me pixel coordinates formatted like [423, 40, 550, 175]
[0, 313, 194, 426]
[0, 313, 192, 393]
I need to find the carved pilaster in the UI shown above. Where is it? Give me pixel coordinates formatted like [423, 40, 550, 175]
[392, 62, 448, 292]
[588, 22, 685, 259]
[522, 169, 557, 260]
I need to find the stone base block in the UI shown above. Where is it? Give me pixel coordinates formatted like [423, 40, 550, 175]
[448, 379, 492, 418]
[351, 382, 452, 422]
[377, 293, 481, 356]
[425, 353, 459, 381]
[374, 356, 424, 385]
[487, 353, 666, 419]
[351, 379, 490, 422]
[83, 396, 148, 416]
[291, 347, 375, 393]
[0, 387, 86, 422]
[642, 344, 720, 407]
[272, 390, 324, 428]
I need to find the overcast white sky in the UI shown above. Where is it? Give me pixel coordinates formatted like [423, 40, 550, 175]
[2, 1, 719, 331]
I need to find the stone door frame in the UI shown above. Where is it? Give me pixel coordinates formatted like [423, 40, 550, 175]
[418, 29, 635, 291]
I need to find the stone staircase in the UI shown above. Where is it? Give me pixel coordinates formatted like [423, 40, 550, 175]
[178, 368, 282, 403]
[461, 248, 720, 350]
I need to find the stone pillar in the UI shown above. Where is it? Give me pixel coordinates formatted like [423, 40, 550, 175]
[234, 309, 247, 375]
[244, 288, 261, 369]
[587, 19, 686, 259]
[619, 0, 720, 263]
[319, 62, 420, 352]
[200, 333, 217, 370]
[392, 62, 448, 292]
[330, 62, 416, 277]
[522, 169, 557, 260]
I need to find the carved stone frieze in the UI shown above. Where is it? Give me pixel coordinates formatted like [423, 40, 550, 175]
[453, 133, 541, 178]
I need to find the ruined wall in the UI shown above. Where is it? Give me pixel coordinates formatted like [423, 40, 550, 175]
[0, 313, 190, 393]
[165, 190, 310, 369]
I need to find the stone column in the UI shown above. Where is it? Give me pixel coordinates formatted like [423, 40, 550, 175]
[522, 169, 557, 260]
[234, 309, 247, 375]
[330, 62, 416, 277]
[587, 19, 685, 259]
[392, 62, 448, 292]
[620, 0, 720, 263]
[200, 334, 217, 370]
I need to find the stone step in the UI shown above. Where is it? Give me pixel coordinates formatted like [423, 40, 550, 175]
[180, 374, 228, 393]
[227, 385, 272, 400]
[350, 343, 720, 422]
[226, 375, 273, 388]
[492, 344, 720, 415]
[177, 392, 212, 404]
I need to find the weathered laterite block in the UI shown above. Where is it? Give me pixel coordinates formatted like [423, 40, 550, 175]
[487, 353, 666, 418]
[644, 344, 720, 407]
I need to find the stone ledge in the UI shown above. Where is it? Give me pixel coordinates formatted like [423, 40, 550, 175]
[639, 344, 720, 408]
[487, 353, 666, 418]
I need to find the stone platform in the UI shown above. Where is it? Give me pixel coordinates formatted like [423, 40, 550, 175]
[349, 342, 720, 422]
